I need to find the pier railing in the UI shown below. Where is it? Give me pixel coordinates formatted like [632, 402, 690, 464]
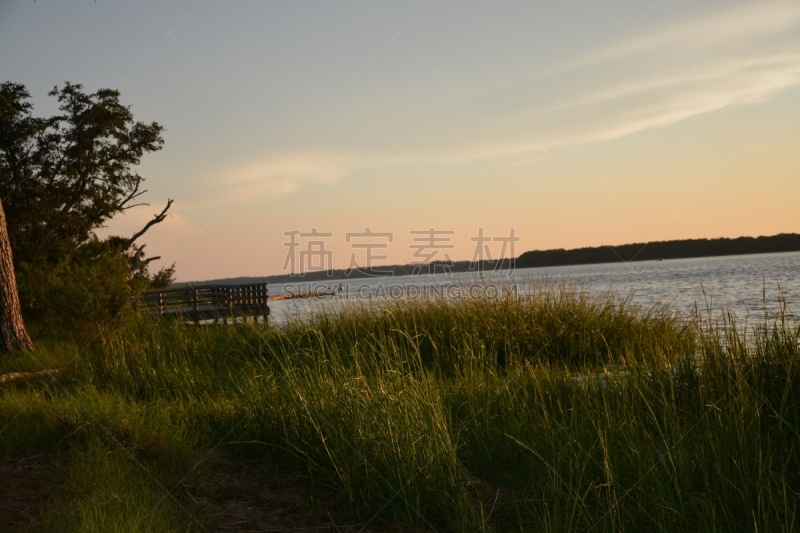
[136, 283, 269, 322]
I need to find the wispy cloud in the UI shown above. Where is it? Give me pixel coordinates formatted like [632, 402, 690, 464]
[187, 2, 800, 205]
[502, 1, 800, 155]
[218, 153, 351, 203]
[567, 1, 800, 70]
[519, 55, 800, 154]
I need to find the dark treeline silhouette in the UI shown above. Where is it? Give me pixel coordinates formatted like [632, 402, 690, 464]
[515, 233, 800, 269]
[183, 233, 800, 287]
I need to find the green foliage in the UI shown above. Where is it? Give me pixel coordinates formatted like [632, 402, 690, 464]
[17, 238, 145, 340]
[0, 81, 164, 265]
[0, 80, 175, 336]
[140, 262, 176, 290]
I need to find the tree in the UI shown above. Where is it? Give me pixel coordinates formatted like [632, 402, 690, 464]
[0, 81, 169, 267]
[0, 81, 175, 336]
[0, 199, 33, 351]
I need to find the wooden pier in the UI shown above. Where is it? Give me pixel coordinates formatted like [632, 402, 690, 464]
[137, 283, 269, 322]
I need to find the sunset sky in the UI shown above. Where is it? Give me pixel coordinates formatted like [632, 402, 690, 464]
[2, 1, 799, 282]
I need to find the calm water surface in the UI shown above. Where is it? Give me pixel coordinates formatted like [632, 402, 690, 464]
[269, 252, 800, 325]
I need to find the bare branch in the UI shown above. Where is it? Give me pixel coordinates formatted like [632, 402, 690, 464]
[121, 202, 149, 210]
[124, 199, 172, 251]
[129, 253, 162, 273]
[127, 240, 163, 273]
[139, 256, 161, 267]
[0, 369, 60, 385]
[116, 178, 147, 210]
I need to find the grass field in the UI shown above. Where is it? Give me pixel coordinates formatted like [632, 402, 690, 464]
[1, 283, 798, 531]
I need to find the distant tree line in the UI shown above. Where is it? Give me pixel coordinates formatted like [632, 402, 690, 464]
[515, 234, 800, 268]
[188, 233, 800, 287]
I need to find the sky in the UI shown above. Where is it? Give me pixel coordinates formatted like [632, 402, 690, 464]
[1, 0, 799, 282]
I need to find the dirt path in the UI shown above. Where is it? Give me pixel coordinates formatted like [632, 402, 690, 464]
[0, 453, 67, 532]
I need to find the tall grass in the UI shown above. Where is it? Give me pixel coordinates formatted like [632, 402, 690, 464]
[1, 283, 798, 531]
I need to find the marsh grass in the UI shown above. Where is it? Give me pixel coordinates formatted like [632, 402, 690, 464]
[1, 282, 798, 531]
[31, 434, 186, 533]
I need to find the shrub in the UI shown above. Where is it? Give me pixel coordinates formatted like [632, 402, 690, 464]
[18, 239, 147, 341]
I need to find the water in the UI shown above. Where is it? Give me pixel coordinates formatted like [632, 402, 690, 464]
[268, 252, 800, 325]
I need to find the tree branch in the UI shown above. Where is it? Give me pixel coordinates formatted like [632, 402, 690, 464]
[115, 176, 146, 210]
[121, 202, 148, 211]
[139, 255, 161, 267]
[124, 199, 172, 251]
[129, 245, 162, 273]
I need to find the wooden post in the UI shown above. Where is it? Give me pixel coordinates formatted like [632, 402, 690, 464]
[267, 283, 270, 318]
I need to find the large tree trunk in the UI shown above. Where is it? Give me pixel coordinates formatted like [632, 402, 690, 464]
[0, 200, 34, 352]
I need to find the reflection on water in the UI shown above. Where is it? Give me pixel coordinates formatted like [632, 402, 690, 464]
[268, 252, 800, 326]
